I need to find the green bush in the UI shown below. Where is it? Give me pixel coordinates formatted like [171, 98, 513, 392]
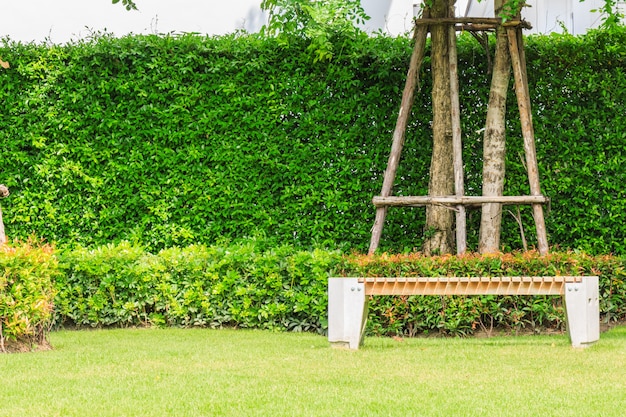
[53, 240, 626, 337]
[0, 242, 58, 352]
[0, 28, 625, 254]
[55, 240, 342, 332]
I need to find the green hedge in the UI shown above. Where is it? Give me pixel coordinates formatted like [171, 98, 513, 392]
[51, 240, 626, 337]
[0, 28, 625, 254]
[0, 242, 58, 352]
[55, 240, 342, 332]
[2, 239, 623, 339]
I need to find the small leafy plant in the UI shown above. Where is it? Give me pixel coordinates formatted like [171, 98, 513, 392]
[0, 241, 58, 352]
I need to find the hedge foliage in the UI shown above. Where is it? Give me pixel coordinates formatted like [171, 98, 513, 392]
[55, 239, 341, 332]
[2, 240, 624, 339]
[341, 250, 626, 336]
[0, 242, 58, 352]
[0, 28, 625, 254]
[52, 239, 626, 337]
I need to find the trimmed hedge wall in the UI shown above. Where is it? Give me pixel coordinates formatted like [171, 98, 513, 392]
[51, 241, 626, 336]
[0, 28, 625, 254]
[55, 240, 340, 332]
[2, 240, 625, 339]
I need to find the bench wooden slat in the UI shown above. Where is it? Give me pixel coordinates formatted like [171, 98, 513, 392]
[356, 276, 587, 296]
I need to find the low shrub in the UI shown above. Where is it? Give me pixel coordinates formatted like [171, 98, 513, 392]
[54, 240, 626, 338]
[0, 241, 58, 352]
[2, 237, 624, 350]
[55, 239, 342, 333]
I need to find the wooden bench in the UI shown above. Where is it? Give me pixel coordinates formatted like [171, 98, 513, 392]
[328, 276, 599, 349]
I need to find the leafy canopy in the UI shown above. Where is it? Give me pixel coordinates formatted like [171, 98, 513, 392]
[112, 0, 137, 11]
[260, 0, 369, 61]
[588, 0, 625, 29]
[260, 0, 622, 60]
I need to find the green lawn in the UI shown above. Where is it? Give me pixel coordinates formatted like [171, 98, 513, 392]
[2, 327, 625, 416]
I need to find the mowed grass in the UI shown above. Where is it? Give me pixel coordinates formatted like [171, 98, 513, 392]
[2, 327, 626, 417]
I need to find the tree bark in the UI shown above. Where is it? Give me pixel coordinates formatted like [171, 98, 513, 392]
[423, 0, 455, 256]
[479, 0, 511, 254]
[448, 6, 466, 255]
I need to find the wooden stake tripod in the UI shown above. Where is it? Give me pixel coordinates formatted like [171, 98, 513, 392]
[368, 15, 549, 255]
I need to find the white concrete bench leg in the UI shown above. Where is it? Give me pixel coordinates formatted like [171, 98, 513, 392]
[328, 278, 367, 349]
[565, 276, 600, 348]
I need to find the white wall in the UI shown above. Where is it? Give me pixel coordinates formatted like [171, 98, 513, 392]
[361, 0, 607, 36]
[361, 0, 473, 35]
[0, 0, 611, 44]
[464, 0, 605, 34]
[377, 0, 606, 35]
[0, 0, 267, 44]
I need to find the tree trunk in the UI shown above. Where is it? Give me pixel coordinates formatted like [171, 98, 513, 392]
[423, 0, 455, 256]
[479, 0, 511, 254]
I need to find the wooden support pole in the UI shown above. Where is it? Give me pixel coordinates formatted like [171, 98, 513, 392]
[448, 19, 466, 255]
[368, 11, 430, 255]
[506, 28, 549, 255]
[0, 185, 9, 246]
[0, 206, 5, 246]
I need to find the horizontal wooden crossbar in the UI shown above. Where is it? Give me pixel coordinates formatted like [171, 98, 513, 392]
[413, 17, 532, 29]
[372, 195, 549, 208]
[358, 276, 588, 296]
